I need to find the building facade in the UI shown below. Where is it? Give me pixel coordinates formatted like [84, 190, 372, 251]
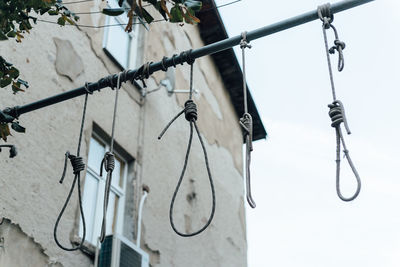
[0, 0, 266, 266]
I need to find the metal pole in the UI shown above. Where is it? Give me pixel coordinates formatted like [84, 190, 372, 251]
[2, 0, 374, 119]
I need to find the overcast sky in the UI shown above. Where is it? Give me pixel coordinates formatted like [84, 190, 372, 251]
[215, 0, 400, 266]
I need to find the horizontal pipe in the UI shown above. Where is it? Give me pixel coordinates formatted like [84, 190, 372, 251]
[3, 0, 374, 119]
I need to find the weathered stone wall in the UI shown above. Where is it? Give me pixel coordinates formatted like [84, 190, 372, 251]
[0, 2, 247, 266]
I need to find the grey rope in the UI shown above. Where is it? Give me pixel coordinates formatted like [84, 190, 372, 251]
[318, 3, 361, 202]
[158, 62, 216, 237]
[54, 92, 89, 251]
[239, 32, 256, 208]
[99, 71, 124, 242]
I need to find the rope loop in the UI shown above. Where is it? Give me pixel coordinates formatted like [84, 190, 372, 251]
[240, 31, 252, 49]
[179, 51, 187, 65]
[172, 54, 178, 68]
[108, 74, 115, 89]
[184, 100, 197, 122]
[240, 31, 256, 208]
[84, 82, 93, 95]
[161, 56, 168, 71]
[318, 3, 333, 28]
[319, 9, 361, 201]
[186, 49, 195, 65]
[54, 89, 89, 251]
[158, 62, 216, 237]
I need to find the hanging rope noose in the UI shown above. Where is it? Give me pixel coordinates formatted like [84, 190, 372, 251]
[158, 53, 216, 237]
[99, 71, 126, 243]
[54, 84, 91, 251]
[239, 32, 256, 208]
[318, 3, 361, 202]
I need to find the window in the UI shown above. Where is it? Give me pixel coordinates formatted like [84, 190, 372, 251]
[103, 0, 142, 70]
[79, 135, 128, 245]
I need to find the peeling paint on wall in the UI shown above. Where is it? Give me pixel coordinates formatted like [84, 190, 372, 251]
[0, 218, 63, 267]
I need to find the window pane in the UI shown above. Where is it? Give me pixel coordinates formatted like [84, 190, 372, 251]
[105, 192, 119, 235]
[112, 156, 125, 189]
[88, 137, 105, 173]
[104, 17, 130, 69]
[80, 171, 99, 242]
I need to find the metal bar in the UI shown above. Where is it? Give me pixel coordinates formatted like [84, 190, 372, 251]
[3, 0, 374, 119]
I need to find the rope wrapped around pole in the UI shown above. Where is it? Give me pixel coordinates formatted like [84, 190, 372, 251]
[318, 3, 361, 202]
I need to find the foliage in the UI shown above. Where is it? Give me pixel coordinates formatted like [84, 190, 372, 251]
[0, 0, 202, 141]
[0, 0, 80, 93]
[124, 0, 202, 32]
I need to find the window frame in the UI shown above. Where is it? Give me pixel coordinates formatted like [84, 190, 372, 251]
[102, 0, 142, 70]
[79, 132, 129, 246]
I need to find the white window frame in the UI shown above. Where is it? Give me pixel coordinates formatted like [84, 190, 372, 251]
[79, 133, 128, 245]
[102, 0, 142, 70]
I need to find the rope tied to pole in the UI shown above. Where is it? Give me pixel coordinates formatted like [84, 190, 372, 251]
[99, 71, 123, 243]
[318, 3, 345, 72]
[318, 3, 361, 202]
[239, 31, 256, 208]
[54, 92, 89, 251]
[158, 58, 216, 237]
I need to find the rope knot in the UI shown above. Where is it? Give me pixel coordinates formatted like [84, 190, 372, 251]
[239, 113, 253, 152]
[239, 113, 252, 135]
[240, 31, 252, 49]
[328, 100, 351, 134]
[184, 100, 198, 122]
[68, 153, 85, 175]
[329, 39, 346, 54]
[318, 3, 333, 29]
[104, 152, 115, 172]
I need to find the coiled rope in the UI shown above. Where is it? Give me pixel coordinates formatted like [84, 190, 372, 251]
[158, 55, 216, 237]
[99, 71, 126, 243]
[239, 32, 256, 208]
[318, 3, 361, 202]
[54, 86, 91, 251]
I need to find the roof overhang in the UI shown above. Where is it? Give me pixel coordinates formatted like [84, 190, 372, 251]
[197, 0, 267, 141]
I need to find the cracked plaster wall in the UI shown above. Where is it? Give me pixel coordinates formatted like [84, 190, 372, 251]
[0, 3, 247, 266]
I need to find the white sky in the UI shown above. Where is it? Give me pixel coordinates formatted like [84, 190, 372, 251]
[215, 0, 400, 266]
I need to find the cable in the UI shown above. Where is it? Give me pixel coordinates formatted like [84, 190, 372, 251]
[53, 90, 90, 251]
[61, 0, 94, 4]
[158, 53, 216, 237]
[318, 3, 361, 202]
[98, 71, 127, 243]
[239, 32, 256, 209]
[36, 0, 242, 28]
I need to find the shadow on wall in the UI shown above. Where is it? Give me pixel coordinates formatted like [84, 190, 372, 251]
[0, 218, 63, 267]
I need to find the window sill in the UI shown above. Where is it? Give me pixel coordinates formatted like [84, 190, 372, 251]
[71, 235, 97, 258]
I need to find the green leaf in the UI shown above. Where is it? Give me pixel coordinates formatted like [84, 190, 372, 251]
[57, 16, 66, 26]
[0, 30, 8, 40]
[170, 5, 183, 22]
[7, 31, 17, 38]
[8, 67, 20, 79]
[48, 9, 59, 15]
[12, 81, 25, 94]
[102, 8, 125, 16]
[11, 122, 26, 133]
[0, 77, 12, 88]
[141, 8, 154, 24]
